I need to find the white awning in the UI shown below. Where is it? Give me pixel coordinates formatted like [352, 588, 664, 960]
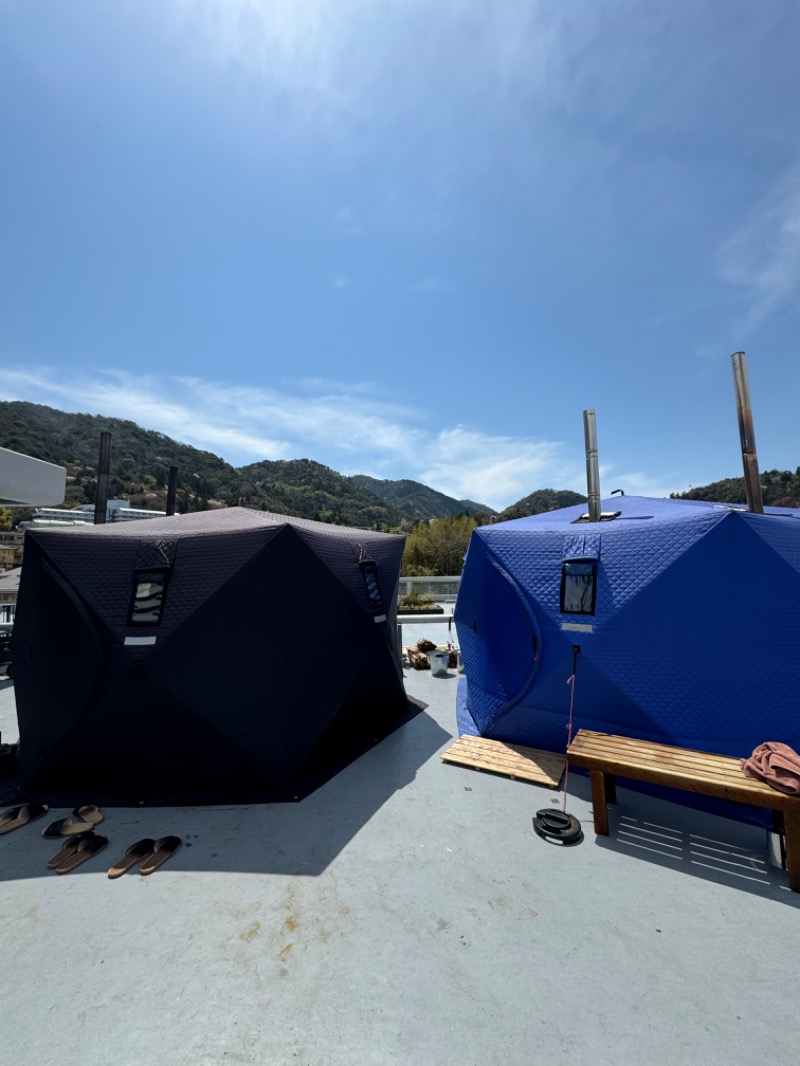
[0, 446, 66, 506]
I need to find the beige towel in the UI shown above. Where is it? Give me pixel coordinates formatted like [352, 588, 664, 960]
[742, 742, 800, 795]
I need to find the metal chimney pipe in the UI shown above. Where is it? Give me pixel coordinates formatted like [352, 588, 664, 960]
[166, 465, 178, 516]
[93, 431, 111, 525]
[731, 351, 764, 514]
[583, 409, 601, 522]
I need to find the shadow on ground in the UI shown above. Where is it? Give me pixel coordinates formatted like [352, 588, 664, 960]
[0, 708, 452, 883]
[560, 774, 800, 906]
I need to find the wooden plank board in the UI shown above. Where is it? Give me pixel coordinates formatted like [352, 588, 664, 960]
[569, 730, 747, 779]
[569, 735, 747, 782]
[441, 734, 565, 788]
[567, 729, 799, 809]
[570, 730, 743, 768]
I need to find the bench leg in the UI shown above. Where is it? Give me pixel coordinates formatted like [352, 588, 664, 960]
[783, 807, 800, 893]
[590, 770, 611, 835]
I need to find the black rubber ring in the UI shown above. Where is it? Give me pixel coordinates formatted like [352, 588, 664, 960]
[533, 811, 584, 845]
[535, 809, 573, 831]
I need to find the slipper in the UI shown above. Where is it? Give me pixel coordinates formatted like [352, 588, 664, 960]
[139, 836, 182, 876]
[73, 805, 104, 827]
[55, 833, 108, 874]
[47, 832, 94, 870]
[0, 803, 49, 836]
[107, 838, 155, 880]
[42, 805, 104, 838]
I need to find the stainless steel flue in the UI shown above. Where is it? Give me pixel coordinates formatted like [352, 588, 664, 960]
[583, 409, 601, 522]
[731, 351, 764, 514]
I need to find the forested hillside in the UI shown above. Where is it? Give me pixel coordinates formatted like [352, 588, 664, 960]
[8, 399, 785, 537]
[497, 488, 587, 521]
[0, 401, 397, 527]
[237, 459, 400, 527]
[1, 400, 593, 528]
[349, 474, 495, 521]
[671, 469, 800, 508]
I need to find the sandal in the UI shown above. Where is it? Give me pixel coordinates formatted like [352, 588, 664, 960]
[73, 805, 104, 826]
[107, 838, 156, 880]
[47, 832, 94, 870]
[0, 803, 49, 836]
[139, 836, 182, 876]
[42, 805, 104, 838]
[54, 833, 109, 874]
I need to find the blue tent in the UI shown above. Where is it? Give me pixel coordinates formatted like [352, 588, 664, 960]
[455, 496, 800, 764]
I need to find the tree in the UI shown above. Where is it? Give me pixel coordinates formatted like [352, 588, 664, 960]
[401, 514, 476, 576]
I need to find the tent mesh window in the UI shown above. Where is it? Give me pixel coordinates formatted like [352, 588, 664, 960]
[128, 568, 170, 626]
[360, 560, 383, 609]
[560, 559, 597, 615]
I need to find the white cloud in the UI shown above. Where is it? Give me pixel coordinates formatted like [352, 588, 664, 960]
[0, 368, 289, 459]
[716, 169, 800, 336]
[0, 365, 686, 510]
[0, 365, 423, 462]
[332, 276, 350, 289]
[155, 0, 598, 152]
[415, 427, 570, 507]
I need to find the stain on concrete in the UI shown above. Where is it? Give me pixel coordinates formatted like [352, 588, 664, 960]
[239, 921, 261, 943]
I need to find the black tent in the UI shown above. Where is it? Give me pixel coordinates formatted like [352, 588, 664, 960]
[13, 508, 412, 802]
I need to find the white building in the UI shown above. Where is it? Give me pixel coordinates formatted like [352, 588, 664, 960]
[25, 500, 169, 528]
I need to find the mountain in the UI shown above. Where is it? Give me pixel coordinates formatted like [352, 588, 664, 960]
[494, 470, 800, 520]
[236, 459, 400, 527]
[15, 398, 784, 529]
[0, 399, 233, 507]
[671, 469, 800, 509]
[497, 488, 588, 521]
[349, 475, 496, 521]
[0, 401, 397, 528]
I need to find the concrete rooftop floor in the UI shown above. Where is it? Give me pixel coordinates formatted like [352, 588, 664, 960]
[1, 619, 799, 1066]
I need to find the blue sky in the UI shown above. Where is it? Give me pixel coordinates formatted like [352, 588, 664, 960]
[1, 1, 799, 510]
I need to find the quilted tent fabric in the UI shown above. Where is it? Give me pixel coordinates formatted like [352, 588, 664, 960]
[455, 496, 800, 763]
[13, 508, 408, 802]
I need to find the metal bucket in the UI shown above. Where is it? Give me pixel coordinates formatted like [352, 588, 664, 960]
[428, 649, 450, 677]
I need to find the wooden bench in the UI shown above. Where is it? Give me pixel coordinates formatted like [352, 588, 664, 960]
[567, 729, 800, 892]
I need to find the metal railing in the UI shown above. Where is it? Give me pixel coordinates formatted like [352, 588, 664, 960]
[0, 581, 457, 625]
[397, 575, 461, 604]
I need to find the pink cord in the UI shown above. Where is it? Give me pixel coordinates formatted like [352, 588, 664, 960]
[563, 672, 576, 814]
